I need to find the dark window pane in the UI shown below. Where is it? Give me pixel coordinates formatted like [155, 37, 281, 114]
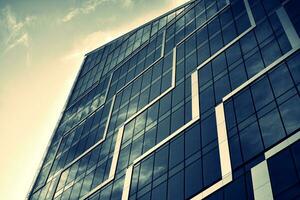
[224, 176, 247, 200]
[153, 145, 169, 179]
[199, 63, 212, 85]
[214, 74, 231, 103]
[171, 106, 185, 133]
[200, 85, 215, 113]
[245, 51, 264, 78]
[138, 156, 154, 189]
[212, 53, 227, 76]
[229, 61, 247, 90]
[268, 149, 299, 195]
[226, 43, 241, 66]
[239, 122, 264, 161]
[168, 171, 184, 200]
[279, 95, 300, 135]
[185, 123, 201, 158]
[287, 52, 300, 84]
[201, 113, 218, 147]
[185, 159, 203, 198]
[169, 135, 184, 169]
[251, 77, 274, 110]
[229, 135, 243, 169]
[203, 148, 221, 187]
[157, 116, 170, 143]
[261, 39, 281, 66]
[269, 64, 294, 97]
[259, 109, 286, 148]
[234, 89, 255, 123]
[151, 182, 167, 200]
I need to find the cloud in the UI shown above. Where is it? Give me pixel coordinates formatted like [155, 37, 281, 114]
[61, 0, 109, 22]
[61, 0, 136, 23]
[0, 6, 35, 54]
[62, 0, 190, 68]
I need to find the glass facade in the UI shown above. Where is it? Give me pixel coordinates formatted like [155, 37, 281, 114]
[28, 0, 300, 199]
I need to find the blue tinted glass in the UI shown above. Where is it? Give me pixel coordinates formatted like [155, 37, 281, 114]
[236, 12, 251, 34]
[212, 53, 227, 76]
[259, 108, 286, 148]
[150, 79, 161, 100]
[117, 144, 130, 172]
[143, 126, 156, 153]
[153, 145, 168, 179]
[244, 51, 264, 78]
[196, 27, 208, 47]
[239, 122, 264, 161]
[210, 33, 223, 54]
[197, 42, 210, 65]
[151, 182, 167, 200]
[224, 100, 237, 130]
[200, 85, 215, 114]
[172, 82, 185, 106]
[185, 123, 201, 158]
[168, 171, 184, 200]
[291, 141, 300, 174]
[203, 148, 221, 187]
[157, 116, 170, 143]
[287, 52, 300, 84]
[279, 95, 300, 135]
[255, 20, 273, 44]
[201, 113, 217, 147]
[185, 159, 203, 198]
[138, 156, 154, 189]
[229, 62, 247, 90]
[268, 149, 299, 195]
[146, 103, 159, 126]
[269, 64, 294, 97]
[224, 176, 247, 200]
[159, 93, 172, 116]
[240, 32, 257, 54]
[229, 135, 243, 169]
[234, 89, 255, 123]
[169, 135, 184, 169]
[261, 38, 281, 66]
[130, 136, 143, 163]
[199, 63, 212, 85]
[186, 51, 198, 74]
[214, 74, 231, 103]
[171, 106, 185, 132]
[251, 77, 274, 110]
[223, 22, 237, 44]
[186, 34, 196, 55]
[226, 43, 241, 66]
[111, 177, 124, 200]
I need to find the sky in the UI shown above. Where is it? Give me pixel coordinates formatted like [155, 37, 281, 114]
[0, 0, 189, 199]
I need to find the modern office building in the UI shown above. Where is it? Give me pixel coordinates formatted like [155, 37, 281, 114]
[28, 0, 300, 199]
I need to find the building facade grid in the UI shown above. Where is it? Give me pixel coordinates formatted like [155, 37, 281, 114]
[29, 0, 300, 199]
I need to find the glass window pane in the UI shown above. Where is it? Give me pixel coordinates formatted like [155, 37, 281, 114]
[185, 123, 201, 158]
[251, 77, 274, 110]
[169, 135, 184, 169]
[268, 149, 299, 195]
[153, 145, 169, 179]
[168, 171, 184, 200]
[233, 89, 255, 123]
[203, 148, 221, 187]
[239, 122, 264, 161]
[259, 108, 286, 148]
[279, 95, 300, 135]
[201, 113, 218, 147]
[138, 156, 154, 189]
[245, 51, 264, 78]
[185, 159, 203, 198]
